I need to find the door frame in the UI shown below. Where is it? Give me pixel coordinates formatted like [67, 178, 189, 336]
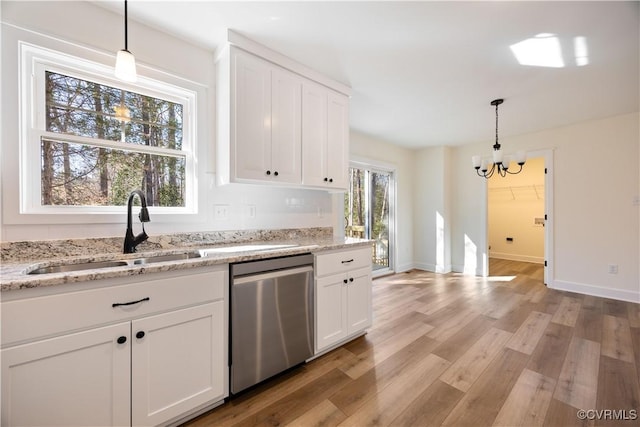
[347, 157, 397, 277]
[485, 148, 554, 285]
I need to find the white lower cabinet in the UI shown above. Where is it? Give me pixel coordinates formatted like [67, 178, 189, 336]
[314, 247, 373, 353]
[132, 302, 225, 426]
[1, 266, 228, 427]
[1, 322, 131, 427]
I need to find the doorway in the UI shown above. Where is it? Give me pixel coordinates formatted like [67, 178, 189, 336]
[487, 151, 553, 285]
[345, 164, 394, 275]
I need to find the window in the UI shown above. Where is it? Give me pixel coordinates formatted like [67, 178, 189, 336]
[345, 164, 394, 274]
[20, 43, 196, 214]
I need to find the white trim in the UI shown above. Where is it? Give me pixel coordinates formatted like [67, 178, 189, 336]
[413, 262, 453, 274]
[395, 262, 416, 273]
[489, 252, 544, 264]
[550, 280, 640, 304]
[18, 42, 198, 216]
[485, 148, 554, 284]
[346, 159, 397, 274]
[226, 29, 352, 97]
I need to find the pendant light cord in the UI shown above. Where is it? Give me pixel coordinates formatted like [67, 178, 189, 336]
[124, 0, 128, 51]
[495, 101, 499, 147]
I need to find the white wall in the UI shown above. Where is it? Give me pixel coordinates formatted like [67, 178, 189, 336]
[444, 113, 639, 302]
[0, 1, 333, 242]
[413, 146, 452, 273]
[349, 130, 415, 272]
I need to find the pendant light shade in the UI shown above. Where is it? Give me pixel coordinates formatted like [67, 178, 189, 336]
[115, 49, 137, 82]
[115, 0, 137, 82]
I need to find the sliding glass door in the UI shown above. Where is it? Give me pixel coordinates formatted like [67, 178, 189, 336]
[345, 165, 394, 274]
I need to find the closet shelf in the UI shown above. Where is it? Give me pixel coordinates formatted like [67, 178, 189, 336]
[489, 185, 544, 201]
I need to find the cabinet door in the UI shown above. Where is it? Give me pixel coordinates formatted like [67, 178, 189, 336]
[325, 91, 349, 190]
[131, 302, 226, 427]
[1, 323, 131, 427]
[233, 50, 272, 181]
[346, 267, 373, 334]
[271, 67, 302, 183]
[315, 274, 348, 352]
[301, 82, 328, 187]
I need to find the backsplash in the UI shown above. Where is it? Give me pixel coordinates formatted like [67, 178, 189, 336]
[1, 227, 332, 263]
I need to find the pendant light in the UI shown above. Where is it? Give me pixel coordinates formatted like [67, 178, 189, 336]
[472, 98, 526, 178]
[115, 0, 137, 82]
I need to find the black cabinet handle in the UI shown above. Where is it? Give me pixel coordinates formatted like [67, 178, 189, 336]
[349, 277, 354, 282]
[324, 177, 328, 182]
[343, 279, 348, 284]
[266, 170, 271, 175]
[341, 259, 354, 264]
[274, 171, 279, 176]
[329, 178, 333, 183]
[136, 331, 145, 339]
[117, 336, 127, 344]
[112, 297, 150, 308]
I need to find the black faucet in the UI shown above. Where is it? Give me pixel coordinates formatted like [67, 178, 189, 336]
[123, 190, 150, 254]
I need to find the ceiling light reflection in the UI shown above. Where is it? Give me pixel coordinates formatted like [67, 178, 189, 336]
[510, 33, 565, 68]
[574, 36, 589, 66]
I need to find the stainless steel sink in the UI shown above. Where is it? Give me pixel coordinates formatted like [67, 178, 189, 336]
[28, 252, 202, 275]
[132, 252, 201, 264]
[28, 260, 129, 275]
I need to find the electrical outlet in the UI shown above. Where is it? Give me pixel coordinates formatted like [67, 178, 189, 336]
[214, 204, 229, 219]
[608, 264, 618, 274]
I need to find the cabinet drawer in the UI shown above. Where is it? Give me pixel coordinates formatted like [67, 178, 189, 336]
[315, 246, 372, 277]
[2, 266, 227, 347]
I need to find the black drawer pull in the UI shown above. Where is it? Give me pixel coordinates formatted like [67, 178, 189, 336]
[274, 171, 279, 176]
[343, 279, 348, 284]
[112, 297, 150, 308]
[136, 331, 145, 339]
[117, 336, 127, 344]
[266, 170, 271, 175]
[329, 178, 333, 183]
[324, 177, 329, 182]
[349, 278, 354, 282]
[341, 259, 354, 264]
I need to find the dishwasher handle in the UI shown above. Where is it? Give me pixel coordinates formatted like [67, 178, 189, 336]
[232, 265, 313, 285]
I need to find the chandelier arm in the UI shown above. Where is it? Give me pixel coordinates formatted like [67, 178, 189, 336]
[484, 163, 496, 178]
[505, 164, 524, 175]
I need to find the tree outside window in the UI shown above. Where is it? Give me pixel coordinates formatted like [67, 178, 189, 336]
[42, 72, 186, 207]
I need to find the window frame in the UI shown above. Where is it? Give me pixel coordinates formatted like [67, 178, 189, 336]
[346, 159, 397, 277]
[20, 42, 198, 215]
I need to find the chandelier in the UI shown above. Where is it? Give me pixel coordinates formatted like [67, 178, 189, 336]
[472, 99, 526, 178]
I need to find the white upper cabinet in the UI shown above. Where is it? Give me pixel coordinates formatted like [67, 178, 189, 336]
[302, 84, 349, 190]
[231, 49, 302, 184]
[216, 31, 350, 189]
[270, 67, 302, 183]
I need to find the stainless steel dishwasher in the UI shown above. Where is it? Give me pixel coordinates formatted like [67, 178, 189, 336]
[230, 253, 314, 394]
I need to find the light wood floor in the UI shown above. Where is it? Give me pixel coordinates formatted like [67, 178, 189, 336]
[184, 260, 640, 427]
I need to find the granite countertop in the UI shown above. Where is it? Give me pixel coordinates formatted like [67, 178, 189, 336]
[0, 235, 372, 292]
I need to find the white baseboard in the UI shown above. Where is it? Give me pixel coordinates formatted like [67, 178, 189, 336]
[395, 262, 417, 273]
[550, 279, 640, 303]
[451, 263, 485, 277]
[490, 252, 544, 264]
[413, 262, 435, 272]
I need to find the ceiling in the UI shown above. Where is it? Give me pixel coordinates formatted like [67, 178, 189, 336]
[99, 1, 639, 148]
